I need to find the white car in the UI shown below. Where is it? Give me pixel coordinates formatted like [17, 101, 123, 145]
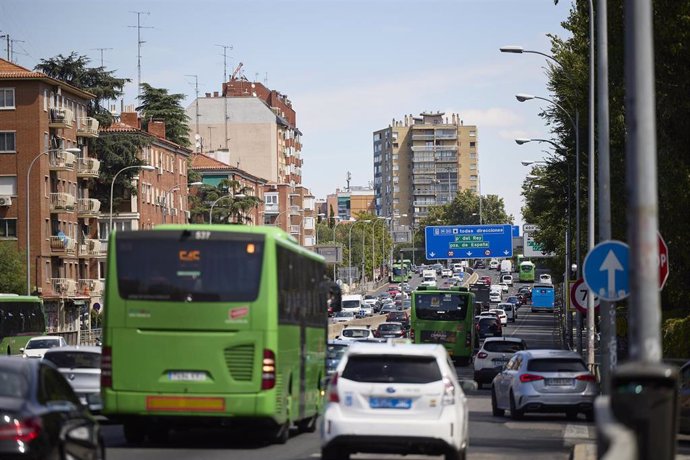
[489, 292, 502, 303]
[539, 274, 552, 284]
[441, 268, 453, 278]
[489, 259, 500, 270]
[331, 311, 356, 324]
[498, 283, 509, 293]
[358, 303, 374, 317]
[421, 279, 437, 288]
[20, 335, 67, 358]
[322, 341, 470, 460]
[473, 337, 527, 389]
[336, 326, 376, 342]
[488, 308, 508, 326]
[500, 274, 513, 286]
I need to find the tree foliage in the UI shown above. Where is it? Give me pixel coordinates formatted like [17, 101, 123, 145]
[0, 243, 26, 294]
[136, 83, 191, 147]
[188, 179, 262, 224]
[522, 0, 690, 307]
[34, 52, 129, 127]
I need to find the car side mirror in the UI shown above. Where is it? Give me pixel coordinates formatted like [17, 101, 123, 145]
[19, 348, 25, 353]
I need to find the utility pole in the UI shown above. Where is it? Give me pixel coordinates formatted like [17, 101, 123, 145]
[91, 47, 113, 67]
[185, 74, 200, 150]
[216, 44, 233, 150]
[129, 11, 153, 100]
[9, 38, 25, 63]
[0, 33, 8, 60]
[586, 0, 596, 370]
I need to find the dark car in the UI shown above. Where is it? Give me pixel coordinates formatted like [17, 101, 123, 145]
[476, 317, 502, 340]
[506, 295, 521, 308]
[386, 311, 410, 329]
[474, 260, 487, 269]
[0, 356, 104, 459]
[374, 322, 407, 339]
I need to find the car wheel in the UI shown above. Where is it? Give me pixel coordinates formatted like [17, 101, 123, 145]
[491, 388, 504, 417]
[509, 392, 524, 420]
[322, 446, 349, 460]
[123, 421, 146, 444]
[445, 447, 466, 460]
[270, 420, 290, 444]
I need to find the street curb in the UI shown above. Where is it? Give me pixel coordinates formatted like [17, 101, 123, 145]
[570, 443, 596, 460]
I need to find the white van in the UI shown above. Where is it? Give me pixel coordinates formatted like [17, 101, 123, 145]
[341, 295, 364, 314]
[421, 269, 437, 287]
[500, 260, 512, 274]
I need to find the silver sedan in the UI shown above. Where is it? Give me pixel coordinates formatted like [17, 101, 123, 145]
[491, 349, 597, 421]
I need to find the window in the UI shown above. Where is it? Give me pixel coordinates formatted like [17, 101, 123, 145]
[341, 355, 441, 384]
[0, 132, 16, 152]
[0, 88, 15, 109]
[0, 176, 17, 195]
[0, 219, 17, 238]
[470, 141, 476, 148]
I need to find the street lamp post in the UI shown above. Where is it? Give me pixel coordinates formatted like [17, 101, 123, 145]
[332, 217, 342, 280]
[26, 147, 81, 295]
[109, 164, 156, 234]
[161, 182, 202, 224]
[209, 193, 246, 224]
[348, 220, 370, 287]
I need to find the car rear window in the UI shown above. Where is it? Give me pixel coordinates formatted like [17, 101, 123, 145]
[478, 318, 500, 330]
[26, 339, 60, 349]
[0, 370, 28, 398]
[43, 351, 101, 369]
[379, 323, 402, 331]
[484, 341, 525, 353]
[527, 358, 587, 372]
[342, 355, 442, 383]
[342, 329, 370, 338]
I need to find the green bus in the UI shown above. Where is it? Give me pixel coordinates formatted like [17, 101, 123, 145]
[389, 262, 408, 283]
[409, 286, 475, 365]
[519, 261, 536, 282]
[402, 259, 413, 279]
[0, 295, 46, 355]
[102, 225, 328, 444]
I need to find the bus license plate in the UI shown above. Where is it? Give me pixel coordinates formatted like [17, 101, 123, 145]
[168, 371, 207, 382]
[369, 397, 412, 409]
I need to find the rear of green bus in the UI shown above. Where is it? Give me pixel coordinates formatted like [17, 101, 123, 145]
[390, 263, 407, 283]
[409, 287, 475, 365]
[102, 225, 326, 443]
[0, 296, 45, 355]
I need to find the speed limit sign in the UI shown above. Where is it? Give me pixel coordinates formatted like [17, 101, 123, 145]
[570, 278, 600, 315]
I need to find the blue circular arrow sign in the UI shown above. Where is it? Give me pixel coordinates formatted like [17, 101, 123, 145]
[583, 240, 630, 301]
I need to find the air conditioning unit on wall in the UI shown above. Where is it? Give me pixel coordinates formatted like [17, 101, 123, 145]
[0, 196, 12, 206]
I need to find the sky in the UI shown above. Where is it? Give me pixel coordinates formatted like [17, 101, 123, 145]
[1, 0, 574, 228]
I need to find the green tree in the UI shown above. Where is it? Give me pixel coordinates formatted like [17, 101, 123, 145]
[137, 83, 191, 147]
[35, 52, 129, 127]
[0, 243, 26, 294]
[189, 179, 262, 224]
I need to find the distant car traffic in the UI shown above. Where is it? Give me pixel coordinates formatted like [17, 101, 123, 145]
[491, 350, 597, 420]
[0, 356, 105, 459]
[321, 341, 470, 460]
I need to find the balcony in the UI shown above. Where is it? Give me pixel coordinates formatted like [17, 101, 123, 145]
[49, 150, 76, 171]
[435, 133, 458, 140]
[78, 279, 104, 297]
[289, 205, 301, 216]
[411, 134, 435, 141]
[76, 157, 100, 178]
[290, 225, 300, 234]
[49, 108, 74, 129]
[50, 193, 76, 213]
[77, 117, 99, 137]
[264, 203, 279, 214]
[50, 278, 78, 297]
[78, 239, 101, 258]
[77, 198, 101, 218]
[98, 239, 108, 258]
[411, 145, 435, 152]
[49, 236, 77, 256]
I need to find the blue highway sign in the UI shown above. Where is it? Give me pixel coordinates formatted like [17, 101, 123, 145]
[583, 240, 630, 301]
[425, 224, 514, 260]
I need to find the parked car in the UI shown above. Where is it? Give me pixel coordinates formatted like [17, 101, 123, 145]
[0, 356, 104, 458]
[473, 337, 527, 389]
[42, 346, 103, 413]
[20, 335, 67, 359]
[321, 341, 470, 460]
[336, 326, 376, 342]
[374, 322, 407, 339]
[491, 350, 597, 420]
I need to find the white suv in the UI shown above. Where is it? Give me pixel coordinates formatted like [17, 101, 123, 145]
[322, 341, 470, 460]
[473, 337, 527, 389]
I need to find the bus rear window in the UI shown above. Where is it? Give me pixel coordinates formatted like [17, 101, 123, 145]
[116, 231, 264, 302]
[414, 293, 468, 321]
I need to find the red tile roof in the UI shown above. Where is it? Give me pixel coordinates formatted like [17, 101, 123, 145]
[99, 122, 139, 133]
[191, 153, 232, 170]
[0, 58, 95, 99]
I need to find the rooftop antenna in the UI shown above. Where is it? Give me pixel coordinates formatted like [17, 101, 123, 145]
[9, 38, 26, 63]
[129, 11, 153, 100]
[0, 32, 8, 60]
[346, 171, 351, 192]
[91, 47, 113, 67]
[215, 44, 233, 150]
[185, 74, 200, 150]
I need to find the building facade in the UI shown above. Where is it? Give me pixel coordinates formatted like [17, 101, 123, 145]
[325, 186, 376, 222]
[374, 112, 478, 227]
[0, 58, 101, 333]
[262, 183, 316, 248]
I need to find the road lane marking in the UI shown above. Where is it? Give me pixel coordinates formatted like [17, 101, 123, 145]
[564, 424, 590, 439]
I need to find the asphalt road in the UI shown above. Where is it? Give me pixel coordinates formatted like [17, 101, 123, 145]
[102, 268, 595, 459]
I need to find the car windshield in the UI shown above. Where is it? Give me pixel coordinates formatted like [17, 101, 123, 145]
[527, 358, 587, 373]
[341, 329, 370, 338]
[0, 369, 28, 399]
[484, 341, 525, 353]
[414, 292, 469, 321]
[342, 300, 360, 308]
[43, 351, 101, 369]
[335, 311, 354, 318]
[342, 355, 441, 383]
[26, 339, 60, 349]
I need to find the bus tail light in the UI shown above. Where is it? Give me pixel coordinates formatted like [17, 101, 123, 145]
[101, 346, 112, 389]
[328, 373, 340, 403]
[465, 330, 472, 347]
[261, 349, 276, 390]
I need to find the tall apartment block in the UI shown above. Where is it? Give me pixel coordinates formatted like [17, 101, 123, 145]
[373, 112, 478, 228]
[326, 186, 376, 222]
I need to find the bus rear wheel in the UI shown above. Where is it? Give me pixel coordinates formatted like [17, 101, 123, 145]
[296, 413, 318, 433]
[269, 420, 290, 444]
